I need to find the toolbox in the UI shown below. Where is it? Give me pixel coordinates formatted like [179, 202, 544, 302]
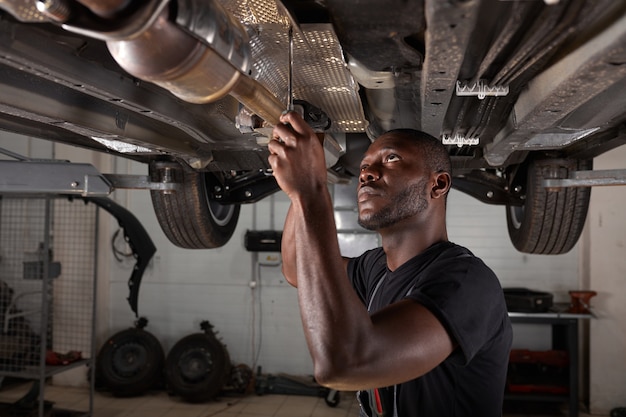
[504, 288, 553, 313]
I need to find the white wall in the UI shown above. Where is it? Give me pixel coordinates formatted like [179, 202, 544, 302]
[587, 145, 626, 414]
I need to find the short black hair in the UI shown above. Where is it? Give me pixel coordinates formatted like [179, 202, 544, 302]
[384, 128, 452, 176]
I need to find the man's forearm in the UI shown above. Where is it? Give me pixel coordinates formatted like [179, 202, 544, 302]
[291, 190, 370, 387]
[281, 203, 297, 286]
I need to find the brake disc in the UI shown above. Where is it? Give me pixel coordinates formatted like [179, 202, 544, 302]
[165, 321, 231, 403]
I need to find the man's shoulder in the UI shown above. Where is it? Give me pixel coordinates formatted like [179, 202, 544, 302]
[353, 246, 386, 265]
[419, 241, 477, 267]
[347, 246, 386, 278]
[438, 241, 474, 257]
[437, 242, 489, 267]
[422, 242, 500, 288]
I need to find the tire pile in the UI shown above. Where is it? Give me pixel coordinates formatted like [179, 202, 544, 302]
[95, 318, 251, 402]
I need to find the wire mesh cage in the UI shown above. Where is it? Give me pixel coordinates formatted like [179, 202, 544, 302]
[0, 196, 98, 415]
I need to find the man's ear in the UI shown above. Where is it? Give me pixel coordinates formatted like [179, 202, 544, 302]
[431, 172, 451, 199]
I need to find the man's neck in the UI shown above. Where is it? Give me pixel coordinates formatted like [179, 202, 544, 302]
[380, 224, 448, 271]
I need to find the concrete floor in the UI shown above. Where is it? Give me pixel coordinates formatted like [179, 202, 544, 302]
[0, 381, 598, 417]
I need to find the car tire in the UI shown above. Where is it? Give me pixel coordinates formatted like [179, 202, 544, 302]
[506, 157, 592, 254]
[149, 161, 240, 249]
[95, 324, 165, 397]
[165, 332, 231, 403]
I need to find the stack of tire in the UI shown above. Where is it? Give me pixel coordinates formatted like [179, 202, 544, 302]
[95, 319, 235, 402]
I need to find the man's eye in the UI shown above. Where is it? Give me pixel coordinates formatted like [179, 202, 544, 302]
[385, 154, 400, 162]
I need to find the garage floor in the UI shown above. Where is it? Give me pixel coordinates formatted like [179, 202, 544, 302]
[0, 382, 595, 417]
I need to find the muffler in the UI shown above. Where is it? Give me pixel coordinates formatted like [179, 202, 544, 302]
[57, 0, 286, 126]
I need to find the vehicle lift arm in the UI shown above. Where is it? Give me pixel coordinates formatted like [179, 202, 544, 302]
[0, 151, 171, 316]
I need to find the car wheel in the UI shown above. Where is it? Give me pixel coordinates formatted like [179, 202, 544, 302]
[165, 331, 231, 402]
[95, 321, 165, 397]
[506, 157, 592, 254]
[149, 161, 240, 249]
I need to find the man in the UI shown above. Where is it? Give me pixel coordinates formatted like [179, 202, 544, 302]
[269, 111, 512, 417]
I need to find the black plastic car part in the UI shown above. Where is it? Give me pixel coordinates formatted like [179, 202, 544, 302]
[82, 197, 156, 316]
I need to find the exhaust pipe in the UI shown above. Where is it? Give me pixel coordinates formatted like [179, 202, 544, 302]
[75, 0, 132, 18]
[67, 0, 286, 126]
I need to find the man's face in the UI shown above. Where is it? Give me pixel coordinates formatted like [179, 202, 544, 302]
[356, 134, 431, 231]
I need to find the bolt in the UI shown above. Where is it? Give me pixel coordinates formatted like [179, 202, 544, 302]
[244, 190, 252, 198]
[70, 181, 79, 188]
[159, 167, 175, 195]
[514, 185, 523, 193]
[486, 191, 494, 199]
[36, 0, 71, 22]
[161, 167, 173, 183]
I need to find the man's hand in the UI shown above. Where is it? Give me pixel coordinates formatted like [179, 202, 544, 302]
[268, 111, 327, 200]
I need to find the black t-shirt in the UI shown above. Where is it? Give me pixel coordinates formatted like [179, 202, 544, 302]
[347, 241, 512, 417]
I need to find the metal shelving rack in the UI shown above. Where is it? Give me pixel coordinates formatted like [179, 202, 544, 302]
[505, 306, 594, 417]
[0, 195, 98, 417]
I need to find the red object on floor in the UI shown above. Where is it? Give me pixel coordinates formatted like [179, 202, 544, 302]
[46, 350, 82, 366]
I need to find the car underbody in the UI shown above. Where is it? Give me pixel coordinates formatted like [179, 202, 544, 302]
[0, 0, 625, 253]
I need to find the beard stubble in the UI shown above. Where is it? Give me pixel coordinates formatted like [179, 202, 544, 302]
[357, 178, 429, 231]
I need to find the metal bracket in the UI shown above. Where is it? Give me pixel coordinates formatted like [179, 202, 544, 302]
[442, 133, 480, 147]
[0, 160, 177, 196]
[456, 80, 509, 100]
[104, 174, 179, 192]
[542, 169, 626, 189]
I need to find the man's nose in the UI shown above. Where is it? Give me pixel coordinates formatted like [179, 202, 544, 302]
[359, 165, 380, 183]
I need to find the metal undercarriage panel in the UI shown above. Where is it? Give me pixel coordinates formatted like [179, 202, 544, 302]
[0, 0, 624, 175]
[0, 0, 625, 254]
